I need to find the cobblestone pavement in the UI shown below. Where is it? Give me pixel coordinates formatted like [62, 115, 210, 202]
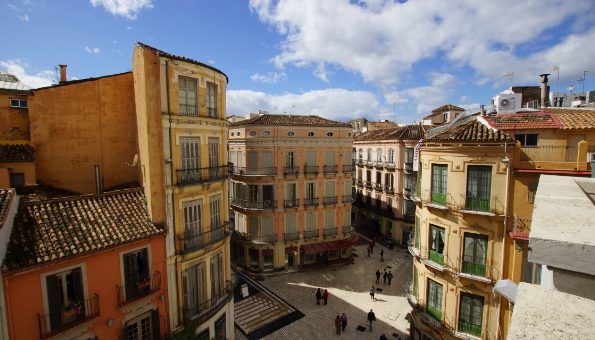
[235, 234, 413, 340]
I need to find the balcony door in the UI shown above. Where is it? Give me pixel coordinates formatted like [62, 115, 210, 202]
[123, 248, 150, 301]
[182, 263, 206, 320]
[181, 137, 200, 171]
[46, 268, 85, 331]
[210, 195, 221, 231]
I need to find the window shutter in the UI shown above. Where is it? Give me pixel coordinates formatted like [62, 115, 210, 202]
[325, 151, 335, 166]
[325, 181, 335, 196]
[262, 151, 273, 168]
[152, 309, 161, 340]
[306, 151, 316, 166]
[46, 275, 62, 331]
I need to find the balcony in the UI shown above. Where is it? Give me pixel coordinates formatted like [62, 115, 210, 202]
[304, 165, 319, 176]
[180, 104, 198, 116]
[461, 260, 486, 278]
[323, 196, 337, 206]
[404, 163, 414, 174]
[519, 145, 577, 162]
[356, 179, 364, 188]
[116, 272, 161, 306]
[464, 197, 490, 213]
[342, 164, 355, 173]
[342, 195, 354, 203]
[365, 160, 374, 168]
[459, 260, 496, 283]
[457, 322, 482, 337]
[373, 182, 383, 192]
[284, 198, 300, 208]
[230, 198, 276, 210]
[180, 223, 229, 254]
[406, 285, 418, 308]
[342, 225, 352, 237]
[38, 294, 100, 339]
[323, 227, 337, 238]
[247, 234, 277, 243]
[284, 232, 300, 241]
[373, 161, 384, 169]
[232, 166, 277, 176]
[430, 192, 447, 206]
[303, 197, 319, 207]
[364, 181, 372, 189]
[283, 166, 299, 176]
[304, 229, 319, 240]
[356, 159, 364, 166]
[177, 165, 229, 186]
[427, 304, 442, 322]
[515, 143, 593, 172]
[511, 215, 531, 241]
[384, 185, 395, 195]
[184, 282, 233, 327]
[323, 165, 338, 174]
[428, 250, 444, 266]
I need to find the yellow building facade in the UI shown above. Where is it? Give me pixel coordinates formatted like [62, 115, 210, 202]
[132, 43, 233, 337]
[228, 114, 356, 273]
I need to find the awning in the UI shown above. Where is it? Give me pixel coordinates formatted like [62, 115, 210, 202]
[285, 246, 297, 253]
[301, 235, 360, 254]
[494, 279, 518, 303]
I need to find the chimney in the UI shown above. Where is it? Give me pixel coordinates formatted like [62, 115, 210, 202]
[59, 64, 67, 84]
[539, 73, 550, 108]
[480, 105, 486, 116]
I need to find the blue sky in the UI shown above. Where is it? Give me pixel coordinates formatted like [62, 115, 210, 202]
[2, 0, 594, 123]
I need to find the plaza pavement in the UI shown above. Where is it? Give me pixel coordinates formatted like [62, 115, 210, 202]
[235, 234, 413, 339]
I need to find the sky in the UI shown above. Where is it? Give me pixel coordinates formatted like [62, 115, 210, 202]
[2, 0, 595, 123]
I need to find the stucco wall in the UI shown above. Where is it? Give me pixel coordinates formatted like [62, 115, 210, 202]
[0, 92, 30, 141]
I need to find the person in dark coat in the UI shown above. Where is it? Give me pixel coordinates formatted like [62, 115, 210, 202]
[370, 286, 376, 301]
[367, 309, 376, 332]
[375, 269, 381, 284]
[323, 289, 329, 305]
[383, 270, 388, 284]
[387, 271, 394, 285]
[335, 314, 342, 334]
[370, 240, 374, 253]
[380, 249, 384, 262]
[380, 333, 388, 340]
[367, 246, 371, 257]
[341, 313, 348, 332]
[315, 288, 322, 305]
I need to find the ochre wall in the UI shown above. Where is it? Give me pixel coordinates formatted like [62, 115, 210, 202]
[0, 92, 30, 141]
[28, 73, 139, 194]
[3, 236, 168, 340]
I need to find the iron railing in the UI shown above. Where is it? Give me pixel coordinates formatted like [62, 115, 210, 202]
[323, 196, 337, 205]
[430, 192, 447, 205]
[248, 234, 277, 243]
[385, 185, 395, 194]
[304, 230, 319, 240]
[180, 104, 198, 116]
[457, 321, 482, 337]
[304, 165, 319, 175]
[284, 199, 300, 208]
[373, 183, 383, 192]
[207, 107, 218, 118]
[511, 215, 531, 240]
[342, 164, 355, 173]
[364, 181, 372, 189]
[342, 195, 354, 203]
[385, 162, 396, 170]
[428, 250, 444, 265]
[323, 228, 337, 237]
[180, 223, 229, 254]
[232, 166, 277, 176]
[356, 180, 364, 187]
[303, 197, 319, 207]
[283, 166, 299, 176]
[230, 197, 276, 210]
[184, 282, 233, 326]
[177, 165, 229, 186]
[38, 294, 100, 339]
[116, 272, 161, 306]
[323, 165, 338, 174]
[465, 197, 490, 212]
[284, 232, 300, 241]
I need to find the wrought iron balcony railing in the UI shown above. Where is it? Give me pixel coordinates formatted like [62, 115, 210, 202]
[342, 164, 354, 173]
[323, 196, 337, 205]
[116, 272, 161, 306]
[430, 192, 447, 205]
[230, 197, 276, 210]
[283, 166, 299, 176]
[184, 282, 233, 326]
[385, 162, 396, 170]
[304, 229, 319, 240]
[177, 165, 229, 186]
[342, 195, 354, 203]
[464, 197, 490, 212]
[232, 166, 277, 176]
[384, 185, 395, 194]
[364, 181, 372, 189]
[180, 104, 198, 116]
[373, 183, 383, 192]
[356, 179, 364, 187]
[284, 199, 300, 208]
[323, 165, 338, 174]
[284, 232, 300, 241]
[180, 223, 229, 254]
[323, 227, 337, 237]
[303, 165, 319, 175]
[38, 294, 100, 339]
[303, 197, 319, 207]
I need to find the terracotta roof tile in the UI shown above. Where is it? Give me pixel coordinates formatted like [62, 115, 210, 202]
[354, 125, 429, 142]
[2, 188, 163, 271]
[424, 104, 465, 119]
[543, 107, 595, 130]
[427, 120, 514, 143]
[0, 189, 15, 227]
[0, 144, 35, 162]
[367, 121, 400, 130]
[229, 114, 351, 128]
[484, 112, 562, 130]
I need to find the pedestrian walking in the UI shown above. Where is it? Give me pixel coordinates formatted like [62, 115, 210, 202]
[341, 313, 348, 332]
[387, 271, 393, 285]
[335, 314, 342, 335]
[315, 288, 322, 305]
[370, 286, 376, 301]
[379, 333, 388, 340]
[323, 289, 329, 305]
[370, 241, 374, 254]
[380, 249, 384, 262]
[367, 246, 371, 257]
[372, 237, 376, 249]
[375, 269, 381, 284]
[367, 309, 376, 332]
[383, 270, 387, 284]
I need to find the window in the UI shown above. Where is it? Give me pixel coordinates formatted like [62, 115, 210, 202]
[414, 216, 420, 248]
[208, 137, 219, 177]
[324, 210, 336, 230]
[9, 173, 25, 190]
[466, 166, 491, 211]
[179, 77, 197, 116]
[388, 149, 395, 163]
[376, 148, 382, 162]
[412, 266, 418, 298]
[249, 130, 257, 136]
[285, 214, 297, 239]
[287, 131, 295, 136]
[210, 195, 221, 228]
[431, 164, 447, 205]
[427, 279, 443, 320]
[206, 82, 217, 117]
[515, 133, 538, 146]
[366, 148, 372, 161]
[210, 252, 224, 298]
[123, 248, 150, 301]
[458, 293, 484, 336]
[263, 130, 271, 137]
[181, 137, 200, 170]
[183, 262, 207, 319]
[308, 131, 315, 137]
[326, 131, 334, 137]
[429, 225, 445, 265]
[305, 212, 316, 235]
[125, 310, 156, 340]
[305, 182, 316, 201]
[358, 149, 363, 161]
[45, 267, 85, 331]
[183, 200, 202, 238]
[462, 234, 488, 277]
[9, 98, 28, 108]
[286, 151, 296, 169]
[405, 148, 414, 163]
[285, 183, 297, 207]
[215, 314, 226, 339]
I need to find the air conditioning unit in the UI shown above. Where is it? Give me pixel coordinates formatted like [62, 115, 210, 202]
[587, 152, 595, 162]
[499, 98, 513, 109]
[492, 90, 522, 114]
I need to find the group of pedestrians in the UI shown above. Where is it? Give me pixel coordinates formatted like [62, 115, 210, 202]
[315, 287, 329, 305]
[334, 313, 348, 335]
[375, 268, 394, 285]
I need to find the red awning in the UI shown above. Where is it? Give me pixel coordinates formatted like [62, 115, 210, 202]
[301, 235, 360, 254]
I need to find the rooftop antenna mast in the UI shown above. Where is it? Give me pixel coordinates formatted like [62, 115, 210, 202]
[577, 70, 588, 95]
[502, 71, 514, 88]
[552, 65, 560, 95]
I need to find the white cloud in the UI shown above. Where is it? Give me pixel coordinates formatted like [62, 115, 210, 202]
[227, 88, 386, 122]
[90, 0, 153, 20]
[249, 0, 595, 87]
[0, 59, 54, 88]
[7, 3, 20, 11]
[17, 14, 29, 22]
[385, 72, 456, 115]
[85, 46, 101, 54]
[250, 71, 287, 83]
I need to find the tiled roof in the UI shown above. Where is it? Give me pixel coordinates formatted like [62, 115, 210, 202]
[0, 72, 31, 92]
[544, 107, 595, 130]
[424, 104, 465, 119]
[0, 144, 35, 162]
[136, 42, 229, 83]
[367, 121, 400, 130]
[354, 124, 428, 142]
[0, 189, 15, 227]
[484, 112, 562, 130]
[426, 120, 514, 143]
[2, 188, 164, 271]
[229, 114, 351, 128]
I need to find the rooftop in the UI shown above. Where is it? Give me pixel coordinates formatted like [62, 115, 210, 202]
[2, 188, 164, 272]
[366, 121, 400, 130]
[528, 175, 595, 275]
[229, 114, 351, 128]
[0, 144, 36, 162]
[425, 118, 514, 144]
[544, 107, 595, 130]
[0, 189, 15, 227]
[484, 112, 562, 130]
[507, 283, 595, 340]
[354, 124, 428, 142]
[0, 72, 31, 92]
[423, 104, 465, 119]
